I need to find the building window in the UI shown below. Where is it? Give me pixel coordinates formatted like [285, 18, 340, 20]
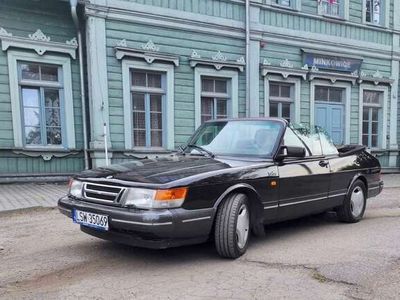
[131, 70, 165, 148]
[320, 0, 342, 17]
[362, 90, 382, 148]
[365, 0, 382, 25]
[200, 77, 230, 124]
[18, 62, 63, 146]
[315, 86, 344, 103]
[194, 68, 238, 128]
[269, 82, 293, 122]
[275, 0, 291, 7]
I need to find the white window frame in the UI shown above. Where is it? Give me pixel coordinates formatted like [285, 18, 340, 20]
[7, 50, 75, 149]
[310, 80, 351, 145]
[362, 0, 389, 28]
[194, 67, 238, 129]
[318, 0, 349, 20]
[359, 84, 388, 150]
[267, 0, 301, 11]
[264, 75, 300, 123]
[122, 60, 174, 150]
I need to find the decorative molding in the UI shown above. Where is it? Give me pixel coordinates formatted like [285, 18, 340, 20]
[29, 29, 50, 42]
[189, 57, 245, 72]
[212, 50, 227, 62]
[236, 56, 245, 64]
[358, 70, 394, 86]
[351, 70, 359, 77]
[0, 30, 78, 59]
[66, 37, 78, 46]
[301, 64, 309, 70]
[0, 27, 12, 37]
[191, 49, 201, 59]
[261, 65, 308, 80]
[141, 40, 159, 52]
[115, 46, 179, 66]
[309, 69, 358, 85]
[262, 58, 272, 66]
[311, 65, 319, 72]
[373, 70, 383, 79]
[279, 58, 294, 68]
[117, 39, 127, 47]
[13, 150, 78, 161]
[189, 49, 244, 72]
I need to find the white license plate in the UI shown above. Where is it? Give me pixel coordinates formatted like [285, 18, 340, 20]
[73, 209, 109, 231]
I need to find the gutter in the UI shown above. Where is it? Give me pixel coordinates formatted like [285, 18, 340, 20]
[70, 0, 90, 170]
[245, 0, 250, 118]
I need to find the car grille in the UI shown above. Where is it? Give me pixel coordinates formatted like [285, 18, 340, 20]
[83, 182, 125, 205]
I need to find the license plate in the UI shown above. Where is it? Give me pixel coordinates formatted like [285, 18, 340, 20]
[73, 209, 109, 231]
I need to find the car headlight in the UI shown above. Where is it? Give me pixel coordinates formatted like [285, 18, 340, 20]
[121, 187, 187, 209]
[69, 179, 83, 198]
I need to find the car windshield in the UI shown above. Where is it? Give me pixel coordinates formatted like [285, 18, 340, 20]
[186, 120, 284, 157]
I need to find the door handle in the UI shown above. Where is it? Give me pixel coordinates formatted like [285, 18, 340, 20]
[319, 160, 329, 168]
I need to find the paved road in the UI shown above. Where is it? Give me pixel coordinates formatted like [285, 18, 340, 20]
[0, 187, 399, 299]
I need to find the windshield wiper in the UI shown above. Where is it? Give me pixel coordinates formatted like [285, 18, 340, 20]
[185, 144, 215, 158]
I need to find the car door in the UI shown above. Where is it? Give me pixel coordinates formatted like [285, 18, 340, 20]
[277, 126, 331, 221]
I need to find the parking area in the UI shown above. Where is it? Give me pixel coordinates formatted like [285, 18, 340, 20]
[0, 180, 399, 299]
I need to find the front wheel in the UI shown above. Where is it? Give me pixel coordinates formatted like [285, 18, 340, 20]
[336, 180, 367, 223]
[214, 193, 250, 259]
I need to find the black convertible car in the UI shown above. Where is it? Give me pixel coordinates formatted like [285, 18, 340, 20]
[58, 118, 383, 258]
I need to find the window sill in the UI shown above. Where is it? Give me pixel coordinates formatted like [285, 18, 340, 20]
[320, 14, 346, 22]
[363, 22, 386, 29]
[271, 3, 298, 12]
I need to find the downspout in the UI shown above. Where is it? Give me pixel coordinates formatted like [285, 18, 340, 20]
[70, 0, 89, 170]
[245, 0, 250, 118]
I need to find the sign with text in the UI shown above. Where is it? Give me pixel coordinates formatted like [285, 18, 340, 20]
[303, 53, 362, 73]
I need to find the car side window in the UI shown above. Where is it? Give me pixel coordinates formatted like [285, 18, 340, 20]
[290, 124, 323, 156]
[283, 127, 310, 156]
[317, 127, 339, 155]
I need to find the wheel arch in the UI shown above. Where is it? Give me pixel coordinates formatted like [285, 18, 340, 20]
[213, 183, 264, 227]
[348, 173, 368, 197]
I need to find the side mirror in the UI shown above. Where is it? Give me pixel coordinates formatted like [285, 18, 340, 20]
[276, 145, 306, 160]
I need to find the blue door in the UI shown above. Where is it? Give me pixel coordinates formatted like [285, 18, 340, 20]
[315, 104, 344, 145]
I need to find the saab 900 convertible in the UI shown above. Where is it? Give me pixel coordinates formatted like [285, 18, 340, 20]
[58, 118, 383, 258]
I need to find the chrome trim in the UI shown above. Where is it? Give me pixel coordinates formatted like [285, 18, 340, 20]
[279, 196, 327, 207]
[263, 205, 278, 210]
[328, 192, 347, 198]
[82, 182, 126, 204]
[182, 216, 212, 223]
[369, 186, 380, 190]
[112, 219, 172, 226]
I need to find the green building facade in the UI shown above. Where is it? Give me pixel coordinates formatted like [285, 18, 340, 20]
[0, 0, 399, 180]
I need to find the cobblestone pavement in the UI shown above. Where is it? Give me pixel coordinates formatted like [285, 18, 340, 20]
[0, 183, 67, 212]
[0, 178, 399, 299]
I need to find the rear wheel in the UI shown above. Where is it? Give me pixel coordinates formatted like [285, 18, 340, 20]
[214, 193, 250, 258]
[336, 180, 366, 223]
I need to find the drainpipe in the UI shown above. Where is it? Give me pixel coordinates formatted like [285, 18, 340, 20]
[70, 0, 89, 170]
[245, 0, 250, 118]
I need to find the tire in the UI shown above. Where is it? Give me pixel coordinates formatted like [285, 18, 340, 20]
[336, 180, 367, 223]
[214, 193, 250, 259]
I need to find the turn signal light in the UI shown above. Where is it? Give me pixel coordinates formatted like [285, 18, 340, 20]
[155, 187, 188, 201]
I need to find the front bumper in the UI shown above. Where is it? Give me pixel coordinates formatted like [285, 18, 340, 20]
[58, 196, 215, 249]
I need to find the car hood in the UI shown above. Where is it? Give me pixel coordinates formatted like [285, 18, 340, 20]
[76, 154, 261, 185]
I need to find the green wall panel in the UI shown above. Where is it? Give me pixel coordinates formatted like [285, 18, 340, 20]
[105, 20, 246, 149]
[260, 8, 392, 46]
[116, 0, 245, 21]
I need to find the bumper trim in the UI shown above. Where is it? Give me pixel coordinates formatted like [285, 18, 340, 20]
[182, 216, 212, 223]
[112, 219, 173, 226]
